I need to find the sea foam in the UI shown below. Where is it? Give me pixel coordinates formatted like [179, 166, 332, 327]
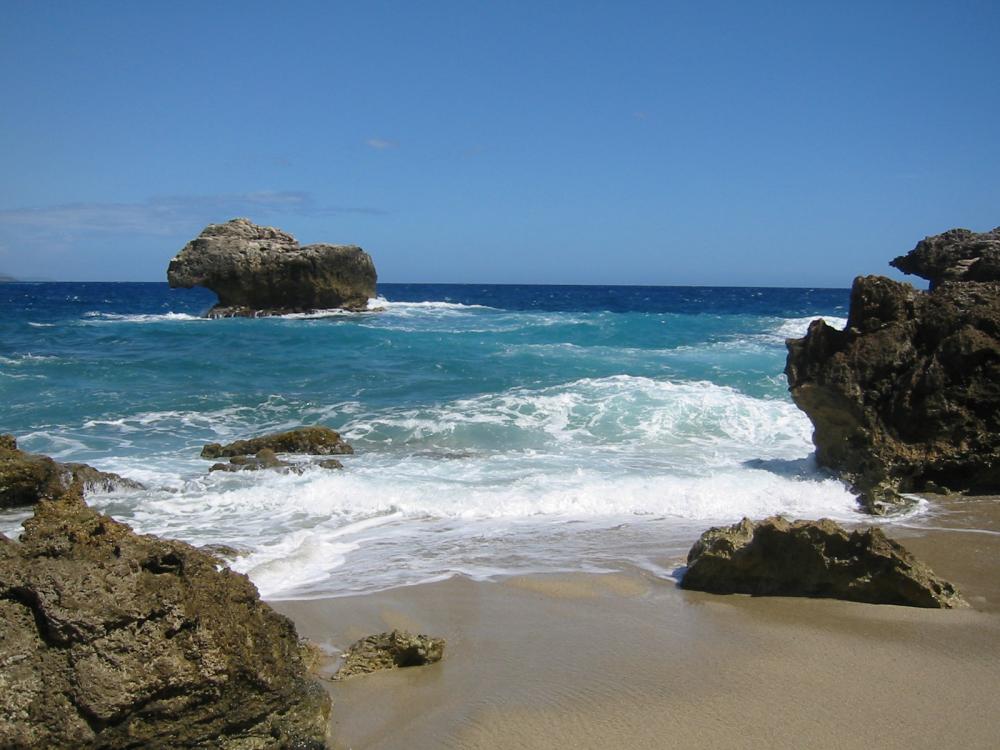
[75, 375, 873, 598]
[1, 282, 892, 599]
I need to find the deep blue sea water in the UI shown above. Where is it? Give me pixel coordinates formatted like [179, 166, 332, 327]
[0, 282, 882, 598]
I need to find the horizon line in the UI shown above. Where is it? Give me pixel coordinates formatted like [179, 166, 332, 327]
[0, 279, 860, 291]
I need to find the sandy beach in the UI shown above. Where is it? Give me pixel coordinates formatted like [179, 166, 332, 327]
[274, 495, 1000, 750]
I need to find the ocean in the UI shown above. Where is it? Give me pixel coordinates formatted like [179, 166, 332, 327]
[0, 282, 903, 599]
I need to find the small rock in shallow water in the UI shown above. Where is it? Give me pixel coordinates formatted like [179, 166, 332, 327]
[201, 426, 353, 459]
[334, 630, 445, 679]
[209, 447, 294, 473]
[680, 516, 966, 608]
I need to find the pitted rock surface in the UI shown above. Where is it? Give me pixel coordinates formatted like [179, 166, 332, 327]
[0, 486, 331, 748]
[168, 218, 376, 317]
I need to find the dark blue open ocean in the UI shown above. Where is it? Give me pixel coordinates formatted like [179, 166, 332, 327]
[1, 282, 881, 598]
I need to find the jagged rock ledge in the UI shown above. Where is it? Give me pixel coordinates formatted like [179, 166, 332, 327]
[0, 485, 330, 748]
[890, 226, 1000, 289]
[167, 218, 377, 318]
[680, 516, 965, 608]
[785, 226, 1000, 512]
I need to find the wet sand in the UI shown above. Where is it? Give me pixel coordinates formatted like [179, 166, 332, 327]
[273, 496, 1000, 749]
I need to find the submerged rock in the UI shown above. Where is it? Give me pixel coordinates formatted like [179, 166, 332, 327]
[201, 426, 353, 460]
[334, 630, 445, 680]
[785, 228, 1000, 512]
[0, 485, 330, 748]
[209, 447, 286, 473]
[0, 434, 142, 509]
[680, 516, 965, 608]
[197, 542, 249, 562]
[167, 217, 377, 317]
[209, 448, 343, 474]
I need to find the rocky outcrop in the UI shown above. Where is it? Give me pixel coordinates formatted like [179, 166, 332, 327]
[890, 226, 1000, 289]
[201, 426, 353, 460]
[0, 485, 330, 748]
[680, 516, 965, 608]
[167, 218, 377, 317]
[786, 228, 1000, 512]
[334, 630, 445, 680]
[0, 434, 143, 509]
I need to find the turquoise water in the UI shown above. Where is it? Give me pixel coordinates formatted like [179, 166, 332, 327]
[1, 282, 873, 598]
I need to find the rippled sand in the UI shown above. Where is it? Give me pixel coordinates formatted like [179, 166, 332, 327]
[274, 495, 1000, 750]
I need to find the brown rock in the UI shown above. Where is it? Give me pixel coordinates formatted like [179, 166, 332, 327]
[785, 229, 1000, 512]
[0, 434, 143, 509]
[890, 226, 1000, 289]
[680, 516, 966, 608]
[167, 218, 377, 317]
[208, 447, 297, 474]
[334, 630, 445, 680]
[0, 485, 330, 748]
[201, 426, 353, 460]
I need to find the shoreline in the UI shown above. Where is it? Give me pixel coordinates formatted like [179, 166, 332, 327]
[273, 494, 1000, 749]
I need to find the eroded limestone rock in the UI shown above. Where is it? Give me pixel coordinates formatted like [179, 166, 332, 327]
[0, 434, 142, 509]
[785, 227, 1000, 512]
[0, 485, 331, 748]
[201, 426, 353, 460]
[167, 218, 377, 317]
[334, 630, 445, 680]
[891, 226, 1000, 289]
[680, 516, 965, 608]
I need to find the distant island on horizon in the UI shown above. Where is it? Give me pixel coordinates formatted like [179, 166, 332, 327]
[0, 273, 59, 282]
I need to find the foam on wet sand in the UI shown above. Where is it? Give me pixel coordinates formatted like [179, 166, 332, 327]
[274, 494, 1000, 750]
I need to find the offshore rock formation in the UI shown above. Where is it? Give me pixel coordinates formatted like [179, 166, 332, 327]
[0, 434, 142, 509]
[0, 485, 330, 749]
[168, 218, 377, 317]
[681, 516, 965, 608]
[201, 426, 353, 460]
[334, 630, 445, 680]
[786, 227, 1000, 512]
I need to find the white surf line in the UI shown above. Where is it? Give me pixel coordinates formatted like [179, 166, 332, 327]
[892, 524, 1000, 537]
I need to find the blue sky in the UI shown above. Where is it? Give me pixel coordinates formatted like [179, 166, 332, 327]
[1, 1, 997, 285]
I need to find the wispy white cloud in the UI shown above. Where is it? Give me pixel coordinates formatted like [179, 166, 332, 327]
[0, 192, 386, 237]
[365, 137, 398, 150]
